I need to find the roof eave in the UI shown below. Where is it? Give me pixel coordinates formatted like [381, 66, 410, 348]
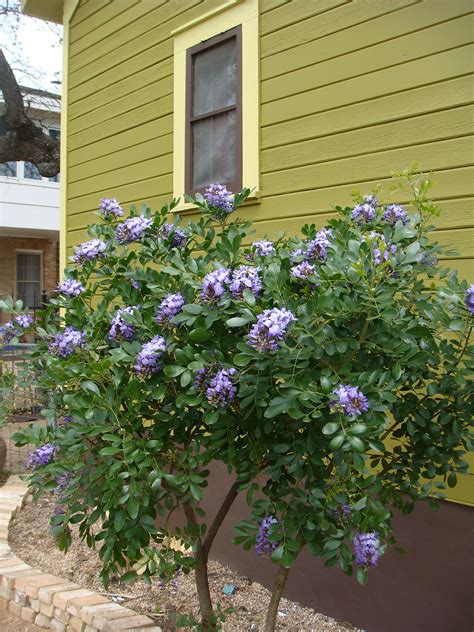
[21, 0, 64, 24]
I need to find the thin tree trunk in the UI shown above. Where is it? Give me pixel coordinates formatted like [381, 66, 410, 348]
[264, 565, 290, 632]
[183, 504, 215, 630]
[203, 479, 241, 559]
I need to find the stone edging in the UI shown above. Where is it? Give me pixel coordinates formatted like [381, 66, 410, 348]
[0, 475, 161, 631]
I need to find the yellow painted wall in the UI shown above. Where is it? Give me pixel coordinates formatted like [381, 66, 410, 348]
[65, 0, 473, 502]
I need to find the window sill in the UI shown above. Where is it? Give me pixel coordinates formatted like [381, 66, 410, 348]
[172, 192, 261, 215]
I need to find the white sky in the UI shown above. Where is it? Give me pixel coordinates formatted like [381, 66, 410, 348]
[1, 3, 63, 95]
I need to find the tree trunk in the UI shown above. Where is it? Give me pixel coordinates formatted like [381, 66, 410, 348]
[264, 565, 290, 632]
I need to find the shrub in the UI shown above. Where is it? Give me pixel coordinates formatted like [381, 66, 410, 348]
[2, 170, 473, 631]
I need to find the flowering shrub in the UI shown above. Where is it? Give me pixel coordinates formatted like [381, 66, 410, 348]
[2, 170, 473, 631]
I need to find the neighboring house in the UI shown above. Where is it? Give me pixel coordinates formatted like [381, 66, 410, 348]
[0, 86, 60, 324]
[21, 1, 474, 630]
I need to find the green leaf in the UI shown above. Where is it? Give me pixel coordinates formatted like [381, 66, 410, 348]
[329, 434, 345, 450]
[226, 317, 251, 327]
[347, 436, 365, 452]
[322, 422, 339, 435]
[99, 446, 121, 456]
[182, 304, 203, 314]
[352, 497, 367, 510]
[114, 510, 126, 532]
[81, 380, 100, 397]
[357, 567, 368, 585]
[271, 545, 284, 563]
[164, 365, 186, 378]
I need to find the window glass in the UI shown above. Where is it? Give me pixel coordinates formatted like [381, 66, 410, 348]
[0, 162, 17, 177]
[192, 111, 236, 189]
[16, 253, 42, 308]
[24, 162, 42, 180]
[193, 38, 237, 116]
[49, 129, 60, 182]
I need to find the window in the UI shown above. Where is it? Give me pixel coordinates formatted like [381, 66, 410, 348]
[23, 161, 42, 180]
[185, 26, 242, 196]
[16, 252, 42, 308]
[173, 0, 259, 207]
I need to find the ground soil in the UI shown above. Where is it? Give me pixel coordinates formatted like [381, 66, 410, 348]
[0, 608, 42, 631]
[9, 496, 358, 631]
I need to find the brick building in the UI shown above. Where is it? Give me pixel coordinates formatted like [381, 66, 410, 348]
[0, 87, 60, 323]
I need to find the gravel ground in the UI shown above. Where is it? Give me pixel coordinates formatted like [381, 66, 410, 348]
[9, 497, 358, 631]
[0, 607, 41, 631]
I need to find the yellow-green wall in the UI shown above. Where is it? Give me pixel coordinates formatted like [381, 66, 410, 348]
[65, 0, 473, 501]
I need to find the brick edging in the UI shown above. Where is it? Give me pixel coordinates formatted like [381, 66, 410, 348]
[0, 476, 161, 631]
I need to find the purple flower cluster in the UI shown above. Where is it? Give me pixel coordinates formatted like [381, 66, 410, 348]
[352, 203, 376, 224]
[205, 368, 238, 408]
[290, 261, 316, 279]
[256, 516, 279, 557]
[353, 532, 380, 567]
[466, 284, 474, 316]
[200, 268, 231, 304]
[54, 473, 71, 497]
[291, 228, 333, 263]
[99, 197, 123, 218]
[383, 204, 409, 225]
[109, 306, 137, 341]
[363, 232, 397, 266]
[363, 194, 379, 207]
[156, 293, 185, 325]
[116, 215, 152, 244]
[134, 335, 166, 376]
[230, 266, 262, 299]
[48, 327, 86, 358]
[204, 183, 233, 213]
[194, 366, 213, 391]
[72, 239, 107, 264]
[252, 240, 274, 256]
[330, 384, 369, 417]
[26, 443, 56, 469]
[3, 314, 34, 342]
[161, 223, 187, 248]
[248, 308, 297, 352]
[57, 278, 85, 297]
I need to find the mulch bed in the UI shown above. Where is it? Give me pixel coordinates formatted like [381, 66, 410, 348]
[9, 496, 358, 631]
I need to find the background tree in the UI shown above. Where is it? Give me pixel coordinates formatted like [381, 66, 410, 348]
[0, 0, 62, 176]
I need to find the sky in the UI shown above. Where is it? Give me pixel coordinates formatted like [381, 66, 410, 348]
[1, 1, 63, 95]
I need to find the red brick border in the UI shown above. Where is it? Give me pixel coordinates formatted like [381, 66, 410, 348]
[0, 476, 161, 631]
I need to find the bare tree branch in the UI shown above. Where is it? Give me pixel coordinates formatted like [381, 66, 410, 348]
[0, 48, 60, 176]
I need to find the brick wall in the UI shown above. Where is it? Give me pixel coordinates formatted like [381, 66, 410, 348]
[0, 236, 59, 323]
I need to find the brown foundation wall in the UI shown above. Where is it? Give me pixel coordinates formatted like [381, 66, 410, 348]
[197, 462, 473, 632]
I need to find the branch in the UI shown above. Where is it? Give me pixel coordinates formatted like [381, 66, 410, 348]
[0, 48, 60, 176]
[203, 479, 241, 560]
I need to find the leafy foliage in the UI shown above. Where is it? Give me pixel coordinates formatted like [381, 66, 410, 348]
[1, 171, 472, 615]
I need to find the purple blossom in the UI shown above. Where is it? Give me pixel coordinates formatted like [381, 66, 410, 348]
[204, 183, 233, 213]
[383, 204, 409, 225]
[116, 215, 152, 244]
[420, 252, 438, 268]
[307, 228, 333, 260]
[54, 473, 71, 497]
[466, 284, 474, 316]
[161, 223, 187, 248]
[58, 278, 85, 297]
[252, 240, 274, 256]
[330, 504, 351, 522]
[194, 366, 213, 392]
[99, 198, 123, 218]
[206, 368, 238, 408]
[248, 308, 297, 352]
[134, 335, 166, 376]
[363, 232, 396, 265]
[352, 203, 376, 224]
[290, 248, 306, 263]
[131, 280, 141, 290]
[109, 306, 137, 341]
[256, 516, 279, 557]
[230, 266, 262, 299]
[26, 443, 57, 469]
[330, 384, 369, 417]
[290, 261, 316, 279]
[72, 239, 107, 264]
[48, 327, 86, 358]
[15, 314, 33, 328]
[353, 532, 380, 567]
[156, 293, 185, 325]
[200, 268, 231, 304]
[363, 194, 379, 207]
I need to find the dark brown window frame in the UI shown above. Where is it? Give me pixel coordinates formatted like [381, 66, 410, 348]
[185, 25, 242, 197]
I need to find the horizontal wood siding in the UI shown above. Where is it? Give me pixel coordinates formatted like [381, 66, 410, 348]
[65, 0, 473, 503]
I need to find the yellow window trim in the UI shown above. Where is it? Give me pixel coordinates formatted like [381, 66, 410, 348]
[172, 0, 259, 213]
